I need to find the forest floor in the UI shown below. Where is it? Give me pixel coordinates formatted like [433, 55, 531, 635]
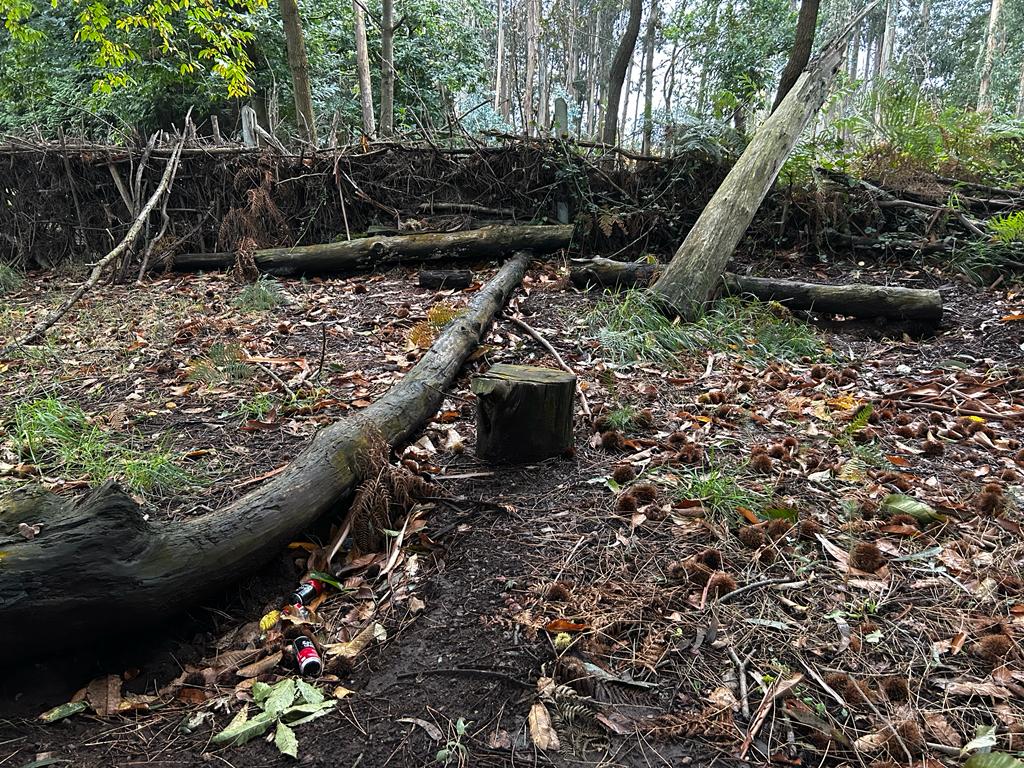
[1, 251, 1023, 768]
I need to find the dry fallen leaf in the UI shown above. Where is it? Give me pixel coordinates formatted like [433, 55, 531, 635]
[236, 651, 283, 679]
[86, 674, 122, 717]
[528, 702, 560, 751]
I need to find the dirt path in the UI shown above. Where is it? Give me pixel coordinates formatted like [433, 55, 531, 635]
[1, 257, 1022, 767]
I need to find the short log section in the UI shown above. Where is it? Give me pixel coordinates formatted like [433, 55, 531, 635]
[472, 364, 575, 463]
[419, 269, 472, 289]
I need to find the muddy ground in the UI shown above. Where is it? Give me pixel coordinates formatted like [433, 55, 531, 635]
[1, 252, 1022, 768]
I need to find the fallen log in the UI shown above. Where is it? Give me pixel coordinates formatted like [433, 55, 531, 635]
[570, 257, 942, 322]
[419, 269, 472, 289]
[0, 252, 530, 655]
[174, 224, 572, 275]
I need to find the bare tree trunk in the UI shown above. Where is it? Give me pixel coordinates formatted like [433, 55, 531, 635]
[379, 0, 395, 137]
[538, 38, 550, 132]
[602, 0, 643, 145]
[495, 0, 505, 114]
[977, 0, 1003, 116]
[773, 0, 821, 111]
[877, 0, 896, 79]
[650, 8, 876, 320]
[524, 0, 540, 134]
[1017, 58, 1024, 118]
[619, 52, 635, 142]
[641, 0, 658, 155]
[279, 0, 317, 145]
[353, 0, 376, 137]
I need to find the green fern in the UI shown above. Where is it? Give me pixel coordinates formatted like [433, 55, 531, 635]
[988, 211, 1024, 243]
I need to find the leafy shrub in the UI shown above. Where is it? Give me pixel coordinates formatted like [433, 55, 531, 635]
[0, 263, 24, 295]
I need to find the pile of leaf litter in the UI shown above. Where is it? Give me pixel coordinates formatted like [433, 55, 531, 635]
[3, 257, 1024, 768]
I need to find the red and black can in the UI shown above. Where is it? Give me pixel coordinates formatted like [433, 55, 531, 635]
[294, 636, 322, 677]
[289, 579, 324, 607]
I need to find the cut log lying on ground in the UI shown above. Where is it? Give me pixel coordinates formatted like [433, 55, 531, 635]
[0, 252, 530, 656]
[419, 269, 472, 289]
[649, 4, 876, 320]
[174, 224, 572, 275]
[570, 257, 942, 322]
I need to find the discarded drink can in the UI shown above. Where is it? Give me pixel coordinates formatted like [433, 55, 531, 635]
[294, 636, 322, 676]
[289, 579, 324, 607]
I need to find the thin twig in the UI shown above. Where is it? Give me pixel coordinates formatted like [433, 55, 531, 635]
[253, 361, 297, 401]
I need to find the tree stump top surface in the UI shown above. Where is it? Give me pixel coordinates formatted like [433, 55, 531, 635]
[472, 363, 576, 386]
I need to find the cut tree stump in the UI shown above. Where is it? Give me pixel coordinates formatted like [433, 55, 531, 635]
[0, 253, 531, 655]
[173, 224, 573, 275]
[419, 269, 472, 289]
[569, 257, 942, 323]
[472, 364, 575, 463]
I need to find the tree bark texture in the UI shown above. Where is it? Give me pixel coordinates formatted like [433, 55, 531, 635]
[570, 257, 941, 322]
[650, 6, 875, 321]
[772, 0, 821, 112]
[977, 0, 1004, 115]
[174, 225, 573, 275]
[472, 364, 576, 463]
[279, 0, 317, 146]
[0, 254, 531, 654]
[602, 0, 643, 145]
[641, 0, 658, 155]
[353, 0, 377, 137]
[379, 0, 396, 137]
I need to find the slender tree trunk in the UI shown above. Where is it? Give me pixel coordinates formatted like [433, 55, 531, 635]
[641, 0, 658, 155]
[279, 0, 317, 145]
[602, 0, 643, 145]
[619, 52, 635, 142]
[539, 38, 550, 132]
[773, 0, 821, 112]
[877, 0, 896, 79]
[977, 0, 1003, 116]
[353, 0, 376, 136]
[379, 0, 395, 137]
[1016, 58, 1024, 118]
[494, 0, 505, 113]
[524, 0, 540, 134]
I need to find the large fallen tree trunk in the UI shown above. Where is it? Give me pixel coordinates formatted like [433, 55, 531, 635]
[0, 252, 530, 655]
[174, 224, 572, 275]
[649, 4, 877, 320]
[570, 257, 942, 322]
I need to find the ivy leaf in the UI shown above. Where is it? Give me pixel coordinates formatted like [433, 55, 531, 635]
[880, 494, 945, 523]
[965, 753, 1024, 768]
[295, 679, 325, 707]
[275, 720, 299, 759]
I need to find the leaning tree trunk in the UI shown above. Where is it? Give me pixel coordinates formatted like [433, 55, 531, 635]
[649, 3, 877, 321]
[174, 225, 572, 275]
[570, 257, 941, 322]
[602, 0, 643, 146]
[772, 0, 821, 112]
[0, 254, 530, 655]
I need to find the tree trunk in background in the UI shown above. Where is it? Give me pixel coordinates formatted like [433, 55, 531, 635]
[878, 0, 896, 79]
[539, 39, 550, 133]
[353, 0, 376, 136]
[1017, 58, 1024, 118]
[525, 0, 540, 134]
[651, 11, 871, 320]
[773, 0, 820, 111]
[379, 0, 395, 137]
[977, 0, 1003, 115]
[494, 0, 505, 114]
[279, 0, 317, 146]
[641, 0, 658, 155]
[602, 0, 643, 145]
[618, 52, 634, 142]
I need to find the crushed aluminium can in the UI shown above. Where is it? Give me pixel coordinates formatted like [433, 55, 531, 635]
[289, 579, 324, 607]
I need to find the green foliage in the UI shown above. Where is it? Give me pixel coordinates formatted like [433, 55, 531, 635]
[436, 717, 470, 765]
[988, 211, 1024, 243]
[212, 678, 337, 757]
[232, 277, 287, 311]
[589, 290, 822, 367]
[603, 406, 639, 432]
[10, 396, 190, 492]
[0, 263, 24, 294]
[236, 391, 277, 420]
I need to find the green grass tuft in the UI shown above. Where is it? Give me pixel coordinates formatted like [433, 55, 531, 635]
[659, 464, 765, 518]
[588, 290, 824, 366]
[188, 343, 255, 385]
[11, 397, 192, 493]
[232, 277, 287, 311]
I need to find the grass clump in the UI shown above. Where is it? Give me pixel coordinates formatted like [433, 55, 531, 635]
[663, 465, 764, 517]
[11, 397, 192, 493]
[0, 263, 24, 295]
[588, 290, 823, 366]
[232, 277, 287, 311]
